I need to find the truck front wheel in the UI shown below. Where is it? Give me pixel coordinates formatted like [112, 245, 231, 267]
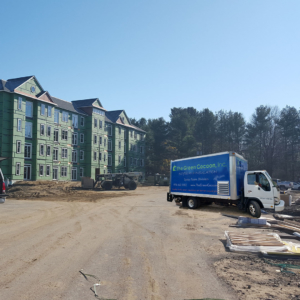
[248, 201, 261, 218]
[187, 197, 198, 209]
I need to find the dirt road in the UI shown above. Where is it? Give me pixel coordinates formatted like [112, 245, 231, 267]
[0, 186, 240, 300]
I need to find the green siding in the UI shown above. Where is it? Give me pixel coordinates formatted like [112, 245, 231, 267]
[0, 88, 145, 181]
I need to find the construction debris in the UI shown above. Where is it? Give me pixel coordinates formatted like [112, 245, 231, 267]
[225, 231, 288, 253]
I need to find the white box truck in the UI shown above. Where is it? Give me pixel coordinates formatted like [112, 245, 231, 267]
[167, 152, 284, 218]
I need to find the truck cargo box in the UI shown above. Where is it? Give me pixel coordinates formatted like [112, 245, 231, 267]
[170, 152, 248, 200]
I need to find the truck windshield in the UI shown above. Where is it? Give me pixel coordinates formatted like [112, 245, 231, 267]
[265, 172, 277, 187]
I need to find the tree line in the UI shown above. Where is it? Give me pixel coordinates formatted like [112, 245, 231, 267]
[130, 105, 300, 181]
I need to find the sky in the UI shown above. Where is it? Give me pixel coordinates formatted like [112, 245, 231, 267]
[1, 0, 300, 122]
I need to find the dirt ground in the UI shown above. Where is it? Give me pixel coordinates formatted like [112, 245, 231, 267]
[2, 184, 300, 299]
[7, 180, 138, 202]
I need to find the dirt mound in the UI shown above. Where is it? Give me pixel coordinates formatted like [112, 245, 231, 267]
[215, 255, 300, 300]
[7, 181, 137, 202]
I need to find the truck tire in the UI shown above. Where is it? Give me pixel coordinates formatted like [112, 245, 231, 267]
[248, 200, 261, 218]
[128, 180, 137, 190]
[187, 197, 198, 209]
[102, 181, 112, 190]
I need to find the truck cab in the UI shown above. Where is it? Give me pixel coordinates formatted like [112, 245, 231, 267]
[243, 170, 284, 216]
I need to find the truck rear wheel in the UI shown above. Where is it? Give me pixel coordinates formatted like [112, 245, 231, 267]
[128, 180, 137, 190]
[187, 197, 198, 209]
[102, 181, 112, 190]
[248, 201, 261, 218]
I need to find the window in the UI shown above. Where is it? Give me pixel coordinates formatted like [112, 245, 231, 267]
[72, 114, 78, 128]
[40, 124, 45, 136]
[134, 131, 137, 139]
[119, 127, 121, 135]
[53, 167, 58, 180]
[16, 141, 21, 153]
[118, 155, 121, 164]
[124, 157, 126, 167]
[94, 135, 97, 144]
[41, 104, 45, 115]
[61, 166, 67, 177]
[104, 138, 107, 147]
[108, 154, 112, 166]
[94, 119, 98, 128]
[25, 122, 32, 138]
[54, 109, 59, 124]
[26, 101, 33, 117]
[72, 133, 78, 145]
[108, 139, 112, 151]
[80, 133, 84, 143]
[124, 129, 127, 140]
[130, 130, 133, 138]
[142, 159, 144, 167]
[16, 163, 21, 175]
[99, 120, 102, 129]
[62, 130, 68, 141]
[135, 158, 138, 166]
[107, 124, 112, 136]
[62, 148, 68, 159]
[47, 126, 51, 137]
[93, 108, 105, 115]
[24, 143, 32, 159]
[104, 153, 106, 162]
[62, 111, 68, 122]
[18, 97, 22, 110]
[72, 168, 77, 180]
[80, 150, 84, 160]
[99, 152, 102, 161]
[46, 165, 50, 176]
[53, 148, 58, 161]
[80, 168, 84, 177]
[94, 152, 97, 161]
[141, 134, 145, 141]
[99, 136, 102, 145]
[80, 117, 84, 126]
[54, 129, 59, 142]
[46, 145, 51, 156]
[72, 150, 77, 163]
[40, 144, 44, 156]
[124, 143, 126, 153]
[118, 141, 121, 149]
[17, 119, 22, 132]
[39, 165, 44, 176]
[258, 173, 271, 191]
[48, 106, 52, 117]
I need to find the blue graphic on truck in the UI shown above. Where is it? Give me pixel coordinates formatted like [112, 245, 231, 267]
[170, 153, 230, 196]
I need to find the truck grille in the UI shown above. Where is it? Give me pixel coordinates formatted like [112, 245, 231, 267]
[218, 181, 229, 195]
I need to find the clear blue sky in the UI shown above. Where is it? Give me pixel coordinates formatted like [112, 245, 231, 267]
[1, 0, 300, 122]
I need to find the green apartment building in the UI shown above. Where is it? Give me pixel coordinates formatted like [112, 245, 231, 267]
[0, 76, 146, 181]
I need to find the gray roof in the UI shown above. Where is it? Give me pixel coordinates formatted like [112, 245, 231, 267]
[51, 97, 88, 116]
[105, 110, 124, 123]
[72, 98, 104, 109]
[105, 110, 145, 133]
[4, 76, 33, 92]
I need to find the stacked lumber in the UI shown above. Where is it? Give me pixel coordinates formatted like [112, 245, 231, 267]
[227, 232, 285, 247]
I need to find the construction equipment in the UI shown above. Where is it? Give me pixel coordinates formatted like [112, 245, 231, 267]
[82, 172, 143, 190]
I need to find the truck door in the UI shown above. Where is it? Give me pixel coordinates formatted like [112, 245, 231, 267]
[245, 172, 274, 209]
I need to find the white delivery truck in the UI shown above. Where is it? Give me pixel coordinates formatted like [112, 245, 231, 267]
[167, 152, 285, 218]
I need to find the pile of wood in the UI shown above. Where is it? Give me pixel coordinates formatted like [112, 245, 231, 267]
[227, 232, 286, 247]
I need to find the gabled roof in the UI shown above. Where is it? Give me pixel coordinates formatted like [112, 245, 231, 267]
[105, 110, 146, 133]
[51, 96, 88, 116]
[105, 110, 125, 123]
[4, 76, 34, 92]
[72, 98, 105, 110]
